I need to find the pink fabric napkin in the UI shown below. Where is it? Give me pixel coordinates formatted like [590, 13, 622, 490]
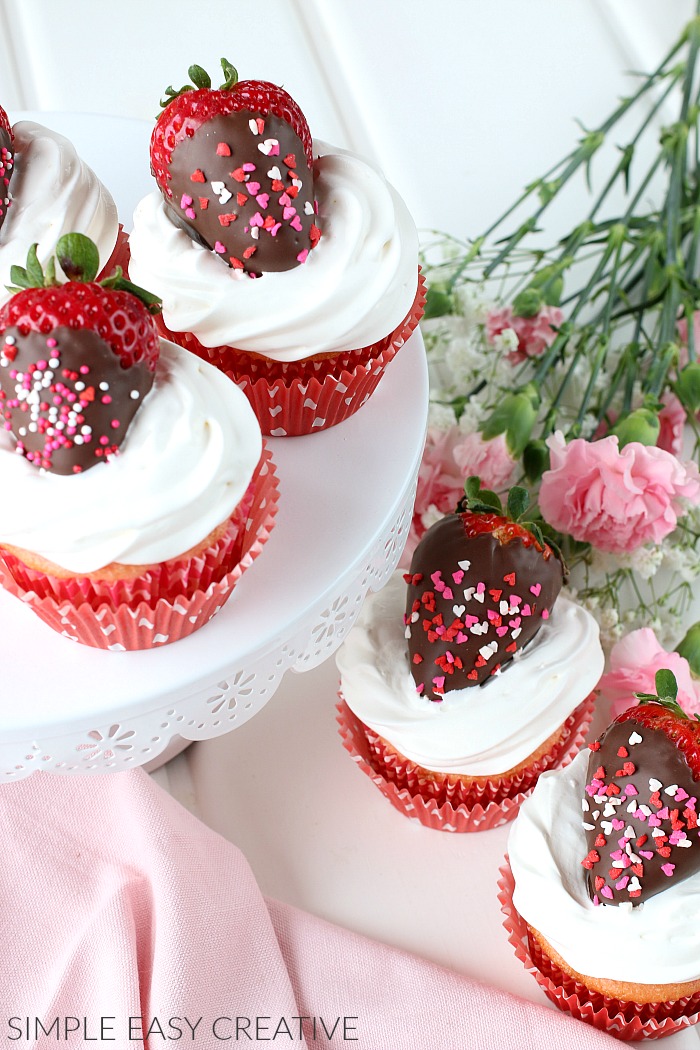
[0, 770, 620, 1049]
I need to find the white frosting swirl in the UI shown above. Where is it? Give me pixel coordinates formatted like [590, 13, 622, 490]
[509, 749, 700, 984]
[128, 142, 419, 362]
[0, 122, 119, 304]
[0, 340, 262, 572]
[335, 573, 604, 776]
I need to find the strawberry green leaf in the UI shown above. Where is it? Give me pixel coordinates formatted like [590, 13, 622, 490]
[506, 486, 529, 522]
[56, 233, 100, 283]
[655, 668, 678, 703]
[220, 58, 239, 91]
[7, 265, 33, 291]
[464, 475, 481, 500]
[25, 244, 45, 287]
[187, 64, 211, 90]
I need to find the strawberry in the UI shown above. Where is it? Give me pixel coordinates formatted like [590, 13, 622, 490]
[404, 478, 564, 700]
[0, 102, 14, 232]
[151, 60, 320, 275]
[0, 234, 161, 475]
[582, 669, 700, 907]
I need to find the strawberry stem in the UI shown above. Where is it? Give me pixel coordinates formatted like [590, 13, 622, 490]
[159, 58, 239, 109]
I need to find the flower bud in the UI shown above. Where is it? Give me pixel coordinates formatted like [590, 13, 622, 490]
[609, 406, 660, 449]
[523, 438, 550, 482]
[511, 287, 544, 318]
[676, 361, 700, 414]
[676, 622, 700, 678]
[423, 283, 453, 320]
[482, 389, 539, 458]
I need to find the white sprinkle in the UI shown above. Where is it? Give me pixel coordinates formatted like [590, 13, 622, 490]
[649, 778, 662, 792]
[629, 731, 643, 745]
[130, 390, 140, 400]
[99, 382, 109, 391]
[665, 785, 679, 797]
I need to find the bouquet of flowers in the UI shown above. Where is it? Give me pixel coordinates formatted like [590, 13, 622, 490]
[416, 9, 700, 711]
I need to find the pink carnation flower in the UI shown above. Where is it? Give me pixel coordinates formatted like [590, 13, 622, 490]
[600, 628, 700, 720]
[452, 432, 516, 491]
[657, 391, 686, 457]
[401, 428, 517, 566]
[486, 305, 563, 364]
[539, 432, 700, 553]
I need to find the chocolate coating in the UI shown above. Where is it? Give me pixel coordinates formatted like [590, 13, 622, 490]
[0, 127, 13, 232]
[164, 110, 318, 274]
[583, 719, 700, 906]
[405, 514, 563, 700]
[0, 325, 154, 474]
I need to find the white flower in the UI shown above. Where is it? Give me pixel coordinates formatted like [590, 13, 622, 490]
[427, 402, 457, 430]
[491, 327, 519, 355]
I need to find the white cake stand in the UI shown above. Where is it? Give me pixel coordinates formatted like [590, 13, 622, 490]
[0, 114, 428, 777]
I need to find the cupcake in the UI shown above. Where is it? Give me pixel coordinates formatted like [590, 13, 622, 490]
[0, 108, 125, 300]
[336, 481, 603, 831]
[0, 235, 275, 651]
[503, 670, 700, 1039]
[128, 60, 423, 436]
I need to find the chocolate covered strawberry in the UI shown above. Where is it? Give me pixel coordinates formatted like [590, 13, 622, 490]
[0, 102, 14, 232]
[582, 669, 700, 907]
[404, 479, 564, 700]
[0, 234, 161, 475]
[151, 59, 321, 275]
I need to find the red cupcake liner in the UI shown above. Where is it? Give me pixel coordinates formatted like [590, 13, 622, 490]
[336, 691, 595, 833]
[498, 858, 700, 1040]
[98, 223, 130, 278]
[0, 476, 257, 609]
[1, 445, 278, 650]
[157, 269, 426, 437]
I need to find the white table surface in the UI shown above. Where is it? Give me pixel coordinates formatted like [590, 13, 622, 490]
[152, 657, 699, 1049]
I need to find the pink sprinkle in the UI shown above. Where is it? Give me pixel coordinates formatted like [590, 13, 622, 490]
[476, 582, 485, 594]
[661, 863, 675, 877]
[541, 608, 549, 620]
[242, 162, 256, 172]
[214, 241, 226, 254]
[530, 583, 542, 596]
[290, 215, 303, 232]
[615, 876, 630, 890]
[110, 419, 119, 429]
[432, 676, 445, 691]
[496, 626, 509, 637]
[624, 784, 638, 796]
[102, 395, 112, 405]
[180, 194, 193, 208]
[600, 885, 613, 899]
[269, 222, 281, 237]
[521, 604, 532, 617]
[80, 365, 90, 374]
[250, 212, 264, 227]
[415, 683, 424, 695]
[509, 594, 522, 606]
[676, 788, 690, 802]
[452, 570, 465, 585]
[442, 587, 453, 601]
[297, 249, 309, 264]
[638, 850, 654, 859]
[256, 193, 270, 209]
[246, 181, 261, 195]
[455, 632, 469, 643]
[648, 815, 662, 827]
[185, 208, 196, 220]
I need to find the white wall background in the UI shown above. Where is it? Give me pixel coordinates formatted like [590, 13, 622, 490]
[0, 0, 692, 238]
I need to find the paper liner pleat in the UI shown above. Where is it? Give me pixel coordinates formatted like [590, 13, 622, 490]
[498, 858, 700, 1040]
[0, 445, 278, 651]
[0, 477, 257, 608]
[157, 270, 426, 437]
[336, 692, 594, 833]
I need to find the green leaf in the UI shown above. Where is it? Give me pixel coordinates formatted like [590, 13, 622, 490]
[472, 489, 503, 513]
[464, 476, 481, 499]
[220, 58, 239, 90]
[25, 243, 45, 287]
[655, 668, 678, 702]
[676, 362, 700, 413]
[523, 439, 550, 482]
[188, 64, 211, 90]
[7, 265, 32, 290]
[56, 233, 100, 283]
[423, 284, 453, 319]
[506, 486, 529, 521]
[512, 287, 543, 318]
